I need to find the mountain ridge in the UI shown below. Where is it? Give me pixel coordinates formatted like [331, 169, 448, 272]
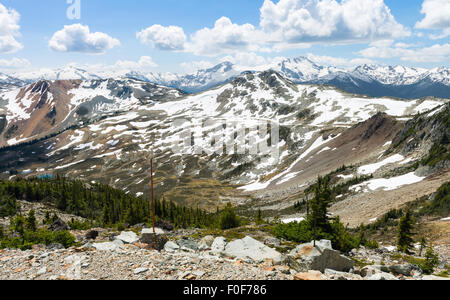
[4, 57, 450, 99]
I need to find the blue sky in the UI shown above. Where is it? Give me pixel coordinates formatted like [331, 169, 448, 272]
[0, 0, 449, 74]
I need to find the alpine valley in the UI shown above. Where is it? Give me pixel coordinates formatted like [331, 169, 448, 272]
[0, 64, 448, 225]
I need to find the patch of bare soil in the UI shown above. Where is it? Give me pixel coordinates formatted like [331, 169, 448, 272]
[330, 170, 450, 228]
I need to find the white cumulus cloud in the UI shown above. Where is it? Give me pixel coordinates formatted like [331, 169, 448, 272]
[0, 3, 23, 53]
[137, 25, 187, 51]
[416, 0, 450, 39]
[359, 40, 450, 62]
[0, 57, 31, 69]
[186, 17, 263, 56]
[259, 0, 410, 43]
[49, 24, 120, 54]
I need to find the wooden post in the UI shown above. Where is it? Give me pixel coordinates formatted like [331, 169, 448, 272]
[150, 156, 155, 234]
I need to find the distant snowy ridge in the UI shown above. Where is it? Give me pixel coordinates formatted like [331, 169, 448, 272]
[5, 57, 450, 98]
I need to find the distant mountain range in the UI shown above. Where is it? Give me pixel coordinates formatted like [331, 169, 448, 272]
[2, 57, 449, 99]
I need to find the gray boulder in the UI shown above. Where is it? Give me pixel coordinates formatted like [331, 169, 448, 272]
[324, 269, 363, 280]
[389, 264, 422, 276]
[286, 240, 354, 273]
[223, 236, 283, 263]
[360, 265, 390, 277]
[139, 233, 168, 251]
[264, 237, 281, 247]
[200, 235, 215, 247]
[367, 272, 398, 280]
[115, 231, 139, 244]
[93, 239, 124, 251]
[211, 237, 227, 254]
[164, 241, 180, 252]
[142, 228, 165, 235]
[177, 238, 199, 252]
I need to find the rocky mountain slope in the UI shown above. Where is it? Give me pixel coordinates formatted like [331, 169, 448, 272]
[0, 71, 447, 223]
[0, 78, 185, 146]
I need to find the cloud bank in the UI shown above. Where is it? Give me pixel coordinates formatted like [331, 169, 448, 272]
[49, 24, 120, 54]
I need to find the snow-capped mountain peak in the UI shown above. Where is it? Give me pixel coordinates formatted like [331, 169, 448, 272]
[11, 66, 102, 83]
[2, 56, 449, 99]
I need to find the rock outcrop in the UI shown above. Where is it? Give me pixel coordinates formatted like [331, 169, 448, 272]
[286, 240, 354, 273]
[115, 231, 139, 244]
[222, 236, 283, 264]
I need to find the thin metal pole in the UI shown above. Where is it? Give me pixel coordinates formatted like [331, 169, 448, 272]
[151, 157, 155, 233]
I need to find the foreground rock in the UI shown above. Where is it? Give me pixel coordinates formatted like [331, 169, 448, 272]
[223, 236, 283, 264]
[286, 240, 354, 273]
[115, 231, 139, 244]
[164, 241, 180, 252]
[0, 246, 294, 280]
[367, 272, 398, 280]
[142, 228, 165, 235]
[177, 238, 199, 252]
[199, 236, 215, 248]
[294, 270, 325, 280]
[211, 237, 227, 255]
[325, 269, 362, 280]
[389, 264, 422, 277]
[92, 239, 124, 252]
[139, 233, 168, 251]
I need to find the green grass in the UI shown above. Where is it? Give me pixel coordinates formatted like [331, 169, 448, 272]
[352, 257, 374, 268]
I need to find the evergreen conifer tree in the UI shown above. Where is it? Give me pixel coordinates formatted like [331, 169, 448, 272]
[307, 176, 333, 245]
[422, 246, 439, 275]
[25, 209, 37, 232]
[397, 210, 415, 254]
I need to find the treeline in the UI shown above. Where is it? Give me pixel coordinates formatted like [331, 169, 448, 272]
[0, 176, 218, 229]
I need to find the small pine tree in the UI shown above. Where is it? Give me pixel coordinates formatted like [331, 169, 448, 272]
[421, 247, 439, 275]
[307, 176, 333, 245]
[43, 211, 51, 225]
[397, 210, 415, 254]
[10, 215, 25, 241]
[25, 209, 37, 232]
